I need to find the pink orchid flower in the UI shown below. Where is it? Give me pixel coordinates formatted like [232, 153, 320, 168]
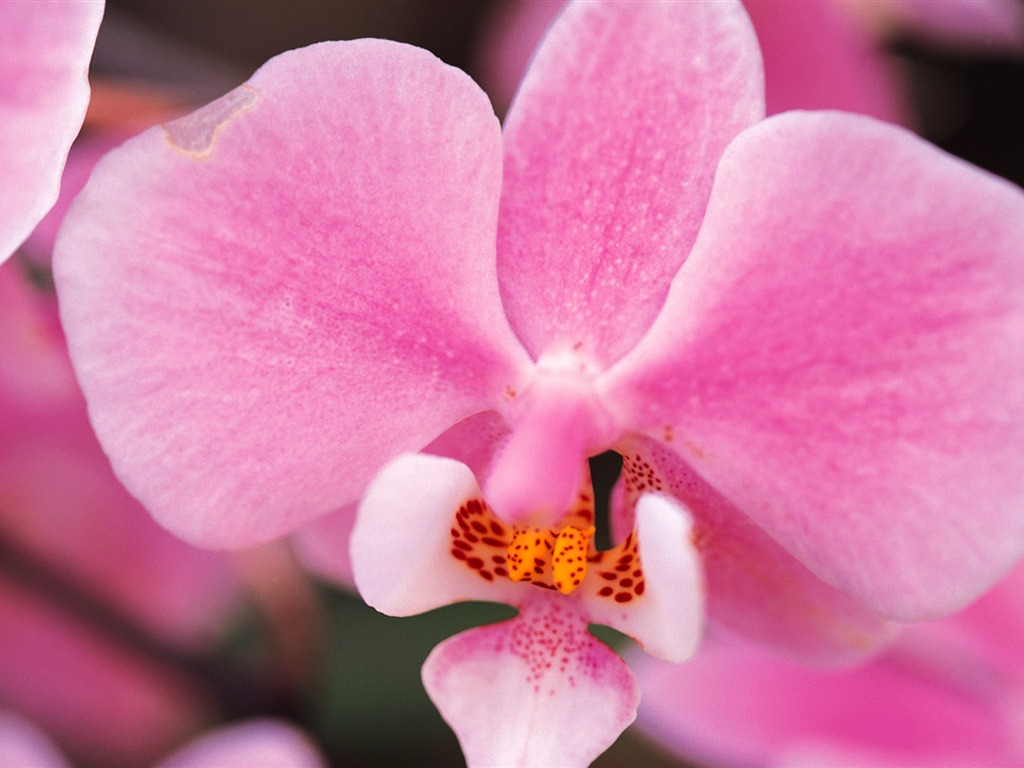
[53, 0, 1024, 764]
[0, 712, 327, 768]
[0, 0, 102, 263]
[633, 562, 1024, 767]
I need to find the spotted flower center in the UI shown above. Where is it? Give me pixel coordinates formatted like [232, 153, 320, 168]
[448, 481, 648, 604]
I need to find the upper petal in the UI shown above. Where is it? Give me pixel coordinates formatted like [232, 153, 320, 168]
[0, 0, 102, 262]
[422, 596, 639, 768]
[497, 0, 764, 367]
[54, 41, 531, 547]
[603, 112, 1024, 621]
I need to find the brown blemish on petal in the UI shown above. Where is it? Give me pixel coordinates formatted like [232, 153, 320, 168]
[162, 84, 260, 157]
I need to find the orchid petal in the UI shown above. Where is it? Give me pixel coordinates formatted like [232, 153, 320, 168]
[0, 712, 71, 768]
[54, 41, 531, 547]
[497, 0, 764, 366]
[0, 434, 239, 645]
[604, 112, 1024, 621]
[155, 720, 326, 768]
[0, 583, 211, 767]
[351, 454, 520, 616]
[422, 596, 638, 768]
[633, 632, 1009, 768]
[0, 264, 79, 417]
[0, 0, 102, 263]
[581, 493, 704, 663]
[614, 437, 897, 662]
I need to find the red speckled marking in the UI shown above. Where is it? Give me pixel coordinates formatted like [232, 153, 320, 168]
[449, 467, 649, 605]
[450, 498, 511, 583]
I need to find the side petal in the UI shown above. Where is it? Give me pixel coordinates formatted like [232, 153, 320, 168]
[0, 0, 102, 262]
[351, 454, 520, 616]
[604, 112, 1024, 621]
[581, 493, 704, 664]
[497, 0, 764, 366]
[54, 41, 531, 547]
[422, 596, 639, 768]
[155, 720, 327, 768]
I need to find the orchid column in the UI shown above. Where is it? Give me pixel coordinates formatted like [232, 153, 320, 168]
[53, 1, 1024, 766]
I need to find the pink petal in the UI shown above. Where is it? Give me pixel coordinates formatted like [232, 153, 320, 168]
[155, 720, 326, 768]
[0, 263, 79, 417]
[744, 0, 906, 123]
[633, 629, 1011, 768]
[0, 582, 213, 767]
[295, 411, 509, 588]
[0, 0, 102, 262]
[290, 502, 358, 589]
[496, 0, 764, 367]
[615, 437, 897, 662]
[54, 41, 531, 547]
[0, 712, 71, 768]
[604, 112, 1024, 621]
[580, 493, 704, 664]
[0, 432, 240, 646]
[422, 596, 639, 768]
[351, 453, 520, 616]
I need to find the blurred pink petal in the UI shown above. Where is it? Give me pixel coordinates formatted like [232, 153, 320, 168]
[0, 712, 71, 768]
[847, 0, 1024, 53]
[0, 265, 78, 416]
[1, 262, 240, 645]
[0, 0, 102, 263]
[743, 0, 905, 121]
[633, 563, 1024, 767]
[0, 582, 213, 768]
[603, 112, 1024, 620]
[155, 720, 327, 768]
[0, 259, 239, 762]
[55, 41, 532, 548]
